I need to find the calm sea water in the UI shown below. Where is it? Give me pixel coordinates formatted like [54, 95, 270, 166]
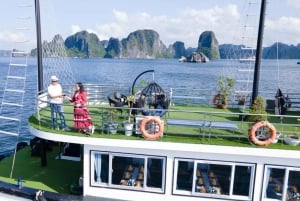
[0, 57, 299, 155]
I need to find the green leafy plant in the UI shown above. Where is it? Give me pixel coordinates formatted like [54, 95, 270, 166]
[104, 108, 119, 134]
[107, 108, 118, 123]
[126, 95, 136, 123]
[284, 134, 300, 146]
[248, 96, 267, 122]
[215, 76, 235, 108]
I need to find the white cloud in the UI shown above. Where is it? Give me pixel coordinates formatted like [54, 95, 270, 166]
[52, 2, 300, 48]
[0, 30, 25, 43]
[113, 10, 129, 22]
[265, 16, 300, 45]
[93, 5, 244, 47]
[95, 23, 127, 41]
[71, 25, 81, 35]
[0, 30, 35, 51]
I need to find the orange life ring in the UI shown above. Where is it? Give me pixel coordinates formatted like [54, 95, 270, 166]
[248, 121, 276, 146]
[139, 117, 163, 140]
[212, 94, 221, 106]
[213, 94, 227, 109]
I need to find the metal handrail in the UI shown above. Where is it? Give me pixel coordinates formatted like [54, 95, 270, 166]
[35, 85, 300, 143]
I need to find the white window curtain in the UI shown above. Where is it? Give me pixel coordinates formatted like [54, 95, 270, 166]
[94, 153, 102, 183]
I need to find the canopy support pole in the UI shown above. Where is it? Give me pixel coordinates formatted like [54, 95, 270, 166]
[131, 70, 154, 95]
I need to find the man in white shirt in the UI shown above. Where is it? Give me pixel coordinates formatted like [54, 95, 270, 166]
[48, 75, 69, 130]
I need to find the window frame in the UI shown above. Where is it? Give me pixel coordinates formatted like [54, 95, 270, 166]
[173, 158, 256, 200]
[262, 165, 300, 201]
[90, 150, 166, 193]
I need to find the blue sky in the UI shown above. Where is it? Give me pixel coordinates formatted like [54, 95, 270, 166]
[1, 0, 300, 51]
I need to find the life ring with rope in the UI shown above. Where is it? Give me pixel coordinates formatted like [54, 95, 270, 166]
[212, 94, 227, 109]
[139, 116, 163, 140]
[248, 121, 276, 146]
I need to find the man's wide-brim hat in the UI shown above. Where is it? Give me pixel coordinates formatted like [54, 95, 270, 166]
[51, 75, 59, 81]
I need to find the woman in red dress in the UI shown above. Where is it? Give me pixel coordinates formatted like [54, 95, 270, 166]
[68, 82, 94, 134]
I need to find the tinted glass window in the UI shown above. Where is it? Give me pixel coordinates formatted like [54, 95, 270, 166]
[233, 165, 251, 196]
[176, 160, 194, 191]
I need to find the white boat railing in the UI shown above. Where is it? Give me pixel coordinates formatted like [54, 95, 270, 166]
[35, 84, 300, 145]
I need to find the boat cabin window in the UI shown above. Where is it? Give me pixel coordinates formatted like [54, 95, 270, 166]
[176, 160, 194, 191]
[174, 158, 255, 200]
[263, 165, 300, 201]
[90, 151, 166, 193]
[94, 152, 109, 183]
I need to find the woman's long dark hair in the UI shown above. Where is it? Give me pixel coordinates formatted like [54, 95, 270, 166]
[77, 82, 85, 93]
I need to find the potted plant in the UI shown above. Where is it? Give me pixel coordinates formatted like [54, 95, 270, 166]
[237, 95, 246, 105]
[247, 96, 267, 122]
[284, 134, 300, 146]
[104, 108, 119, 134]
[123, 95, 136, 136]
[213, 76, 235, 109]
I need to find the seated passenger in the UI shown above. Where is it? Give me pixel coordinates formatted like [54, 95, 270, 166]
[132, 92, 169, 117]
[131, 93, 146, 115]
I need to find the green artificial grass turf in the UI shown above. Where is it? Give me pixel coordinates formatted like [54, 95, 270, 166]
[0, 145, 83, 194]
[29, 104, 300, 151]
[2, 104, 300, 194]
